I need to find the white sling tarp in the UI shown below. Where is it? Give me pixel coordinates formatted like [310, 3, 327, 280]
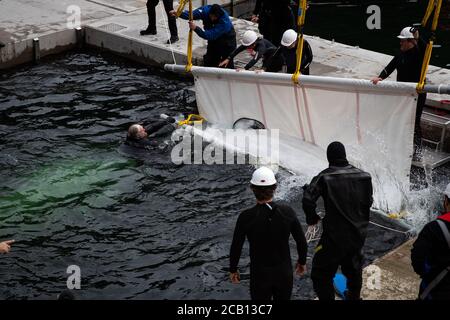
[170, 66, 418, 213]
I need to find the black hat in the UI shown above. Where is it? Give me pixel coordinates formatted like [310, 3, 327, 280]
[327, 141, 349, 167]
[209, 4, 224, 18]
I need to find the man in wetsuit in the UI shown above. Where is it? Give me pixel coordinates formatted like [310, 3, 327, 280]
[219, 30, 284, 72]
[280, 29, 313, 75]
[141, 0, 178, 44]
[372, 26, 428, 160]
[251, 0, 295, 46]
[302, 142, 373, 300]
[126, 115, 177, 149]
[411, 183, 450, 300]
[0, 42, 5, 49]
[229, 167, 308, 300]
[171, 4, 237, 68]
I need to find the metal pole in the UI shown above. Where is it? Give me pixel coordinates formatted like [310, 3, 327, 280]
[32, 38, 40, 63]
[164, 64, 450, 95]
[75, 27, 84, 50]
[230, 0, 234, 16]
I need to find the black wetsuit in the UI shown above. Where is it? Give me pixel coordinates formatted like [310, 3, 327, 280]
[411, 212, 450, 300]
[230, 202, 307, 300]
[125, 119, 176, 150]
[228, 38, 283, 72]
[253, 0, 295, 46]
[145, 0, 178, 38]
[378, 34, 428, 156]
[281, 39, 313, 75]
[303, 165, 373, 300]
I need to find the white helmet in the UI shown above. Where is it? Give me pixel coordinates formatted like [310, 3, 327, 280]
[445, 183, 450, 198]
[397, 26, 415, 39]
[281, 29, 298, 47]
[241, 30, 258, 46]
[250, 167, 277, 186]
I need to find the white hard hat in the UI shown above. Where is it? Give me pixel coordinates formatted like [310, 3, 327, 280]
[281, 29, 298, 47]
[397, 26, 415, 39]
[241, 30, 258, 46]
[445, 183, 450, 198]
[250, 167, 277, 186]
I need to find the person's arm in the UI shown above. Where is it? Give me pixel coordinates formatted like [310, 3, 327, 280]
[378, 55, 399, 80]
[368, 178, 374, 208]
[194, 22, 231, 41]
[244, 46, 263, 70]
[302, 174, 323, 225]
[147, 116, 177, 138]
[229, 214, 246, 274]
[219, 45, 245, 68]
[179, 7, 204, 20]
[411, 223, 434, 277]
[228, 45, 246, 61]
[290, 209, 308, 266]
[148, 124, 176, 138]
[145, 119, 169, 134]
[301, 40, 313, 70]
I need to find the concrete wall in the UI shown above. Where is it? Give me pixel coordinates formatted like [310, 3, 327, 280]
[84, 26, 203, 67]
[0, 29, 78, 70]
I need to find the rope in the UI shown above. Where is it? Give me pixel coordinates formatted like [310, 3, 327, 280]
[417, 0, 442, 93]
[159, 2, 177, 64]
[174, 0, 192, 72]
[176, 0, 188, 17]
[304, 219, 414, 244]
[292, 0, 308, 84]
[305, 224, 321, 243]
[369, 221, 414, 236]
[185, 0, 194, 72]
[178, 114, 206, 126]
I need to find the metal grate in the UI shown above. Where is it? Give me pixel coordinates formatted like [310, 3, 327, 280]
[97, 23, 127, 33]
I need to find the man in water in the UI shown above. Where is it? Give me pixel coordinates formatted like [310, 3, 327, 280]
[141, 0, 178, 44]
[126, 115, 177, 149]
[229, 167, 308, 300]
[280, 29, 313, 75]
[411, 183, 450, 300]
[0, 42, 5, 49]
[0, 240, 14, 254]
[219, 30, 284, 72]
[170, 4, 237, 68]
[371, 26, 428, 161]
[302, 142, 373, 300]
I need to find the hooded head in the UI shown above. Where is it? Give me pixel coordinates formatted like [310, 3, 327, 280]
[327, 141, 349, 167]
[209, 4, 224, 22]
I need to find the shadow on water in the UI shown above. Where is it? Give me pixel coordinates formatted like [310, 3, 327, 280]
[0, 50, 446, 299]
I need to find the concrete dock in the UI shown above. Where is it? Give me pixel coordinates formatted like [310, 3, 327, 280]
[362, 238, 420, 300]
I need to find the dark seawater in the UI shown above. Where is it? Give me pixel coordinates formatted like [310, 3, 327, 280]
[0, 51, 440, 300]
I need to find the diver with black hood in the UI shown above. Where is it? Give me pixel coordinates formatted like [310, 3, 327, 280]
[302, 141, 373, 300]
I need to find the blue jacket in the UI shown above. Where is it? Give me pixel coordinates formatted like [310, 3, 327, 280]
[180, 5, 233, 41]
